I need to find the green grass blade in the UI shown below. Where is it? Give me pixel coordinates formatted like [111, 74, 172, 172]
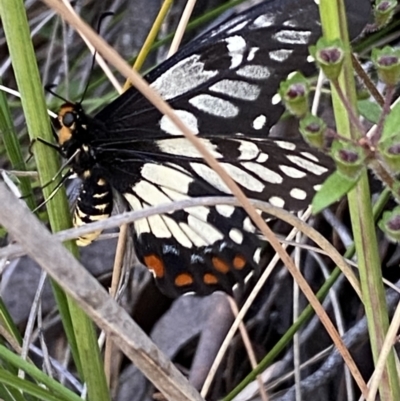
[0, 1, 110, 400]
[319, 0, 400, 400]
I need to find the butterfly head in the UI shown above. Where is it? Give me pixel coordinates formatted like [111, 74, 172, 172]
[55, 103, 97, 176]
[57, 103, 88, 147]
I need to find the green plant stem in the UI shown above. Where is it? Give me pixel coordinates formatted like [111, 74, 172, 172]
[0, 79, 35, 210]
[320, 1, 400, 400]
[0, 1, 110, 401]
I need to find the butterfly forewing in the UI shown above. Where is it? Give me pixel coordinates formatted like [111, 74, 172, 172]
[94, 0, 321, 139]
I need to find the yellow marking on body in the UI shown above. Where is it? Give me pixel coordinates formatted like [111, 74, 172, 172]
[59, 104, 75, 115]
[57, 126, 73, 146]
[76, 232, 102, 247]
[144, 254, 165, 278]
[73, 211, 103, 246]
[93, 203, 110, 212]
[83, 170, 91, 179]
[212, 257, 230, 274]
[203, 273, 218, 285]
[57, 105, 75, 145]
[84, 213, 109, 222]
[93, 192, 108, 198]
[175, 273, 193, 287]
[73, 215, 85, 227]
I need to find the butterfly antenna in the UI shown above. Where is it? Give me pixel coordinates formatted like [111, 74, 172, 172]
[45, 84, 70, 104]
[79, 11, 115, 105]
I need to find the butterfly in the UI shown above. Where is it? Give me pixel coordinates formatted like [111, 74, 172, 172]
[53, 0, 369, 297]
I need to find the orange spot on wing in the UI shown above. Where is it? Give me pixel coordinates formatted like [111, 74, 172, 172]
[233, 255, 246, 270]
[144, 254, 165, 278]
[175, 273, 193, 287]
[212, 257, 230, 273]
[203, 273, 218, 285]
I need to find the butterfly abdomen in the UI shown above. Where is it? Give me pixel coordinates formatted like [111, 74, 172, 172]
[73, 172, 113, 246]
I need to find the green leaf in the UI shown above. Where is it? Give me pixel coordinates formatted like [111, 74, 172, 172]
[382, 101, 400, 140]
[358, 99, 382, 124]
[312, 171, 360, 214]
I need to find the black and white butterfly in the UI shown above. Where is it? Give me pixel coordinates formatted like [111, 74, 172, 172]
[54, 0, 370, 297]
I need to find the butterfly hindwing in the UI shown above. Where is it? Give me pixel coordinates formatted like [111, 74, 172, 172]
[91, 136, 333, 296]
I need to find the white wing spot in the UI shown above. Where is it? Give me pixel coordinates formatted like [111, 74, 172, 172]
[148, 214, 171, 238]
[141, 164, 193, 193]
[279, 165, 307, 179]
[221, 163, 265, 192]
[272, 93, 281, 105]
[252, 115, 267, 130]
[158, 138, 222, 159]
[247, 47, 259, 61]
[224, 36, 246, 68]
[253, 248, 261, 264]
[252, 13, 275, 28]
[256, 153, 269, 163]
[237, 139, 260, 160]
[210, 79, 260, 101]
[228, 20, 248, 34]
[229, 228, 244, 244]
[132, 180, 170, 206]
[242, 162, 283, 184]
[287, 155, 328, 175]
[191, 163, 230, 193]
[269, 196, 285, 208]
[243, 216, 256, 233]
[123, 194, 150, 235]
[216, 204, 235, 217]
[301, 151, 319, 162]
[162, 216, 192, 248]
[290, 188, 307, 200]
[187, 215, 224, 243]
[179, 222, 208, 247]
[236, 65, 271, 80]
[273, 30, 312, 45]
[189, 94, 239, 117]
[307, 54, 315, 63]
[151, 55, 218, 99]
[269, 49, 293, 62]
[186, 206, 210, 222]
[160, 110, 198, 135]
[275, 140, 296, 151]
[283, 19, 299, 27]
